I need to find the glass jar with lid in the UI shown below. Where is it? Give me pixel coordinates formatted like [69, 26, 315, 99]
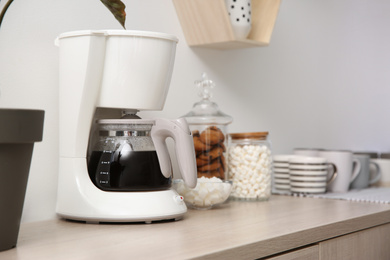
[228, 132, 272, 201]
[182, 73, 233, 180]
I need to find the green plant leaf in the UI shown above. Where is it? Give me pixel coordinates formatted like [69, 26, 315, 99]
[0, 0, 15, 28]
[1, 0, 127, 29]
[100, 0, 126, 29]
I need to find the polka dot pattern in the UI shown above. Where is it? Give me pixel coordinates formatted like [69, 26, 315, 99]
[226, 0, 251, 24]
[225, 0, 252, 38]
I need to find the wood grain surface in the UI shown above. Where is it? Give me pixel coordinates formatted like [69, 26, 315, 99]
[0, 195, 389, 260]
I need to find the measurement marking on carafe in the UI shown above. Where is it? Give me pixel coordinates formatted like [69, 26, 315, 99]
[101, 161, 110, 165]
[100, 171, 109, 175]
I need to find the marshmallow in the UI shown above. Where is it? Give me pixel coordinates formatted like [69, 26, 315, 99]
[174, 177, 232, 208]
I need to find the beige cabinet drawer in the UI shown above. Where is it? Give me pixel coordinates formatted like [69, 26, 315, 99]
[319, 223, 390, 260]
[265, 245, 319, 260]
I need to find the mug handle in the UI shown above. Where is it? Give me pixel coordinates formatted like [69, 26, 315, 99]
[369, 161, 382, 185]
[326, 163, 338, 185]
[350, 158, 361, 183]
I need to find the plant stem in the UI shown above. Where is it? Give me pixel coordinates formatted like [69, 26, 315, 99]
[0, 0, 14, 28]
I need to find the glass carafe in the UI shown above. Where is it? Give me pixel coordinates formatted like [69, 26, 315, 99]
[88, 117, 197, 192]
[88, 119, 171, 191]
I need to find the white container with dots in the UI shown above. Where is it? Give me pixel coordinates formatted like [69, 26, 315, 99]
[225, 0, 252, 39]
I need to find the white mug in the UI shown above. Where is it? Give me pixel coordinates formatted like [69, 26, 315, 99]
[318, 150, 361, 193]
[371, 154, 390, 187]
[293, 148, 324, 157]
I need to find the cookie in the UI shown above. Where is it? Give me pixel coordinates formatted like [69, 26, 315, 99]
[198, 158, 222, 172]
[199, 126, 225, 145]
[193, 134, 211, 152]
[197, 146, 224, 161]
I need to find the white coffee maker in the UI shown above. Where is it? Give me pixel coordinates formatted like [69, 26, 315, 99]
[55, 30, 197, 223]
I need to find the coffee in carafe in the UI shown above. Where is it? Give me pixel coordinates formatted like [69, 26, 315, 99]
[88, 119, 173, 191]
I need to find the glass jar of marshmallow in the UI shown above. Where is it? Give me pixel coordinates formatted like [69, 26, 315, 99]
[228, 132, 272, 201]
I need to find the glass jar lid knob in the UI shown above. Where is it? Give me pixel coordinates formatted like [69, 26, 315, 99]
[195, 72, 215, 101]
[182, 73, 233, 125]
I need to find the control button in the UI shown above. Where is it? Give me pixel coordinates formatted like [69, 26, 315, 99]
[174, 195, 184, 204]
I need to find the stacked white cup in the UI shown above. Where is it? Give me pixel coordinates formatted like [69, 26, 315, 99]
[273, 155, 292, 194]
[273, 155, 304, 194]
[289, 156, 337, 194]
[293, 148, 362, 193]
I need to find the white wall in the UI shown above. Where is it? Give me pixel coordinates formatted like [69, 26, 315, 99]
[1, 0, 390, 223]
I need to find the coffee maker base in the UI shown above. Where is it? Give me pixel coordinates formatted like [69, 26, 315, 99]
[57, 189, 187, 224]
[57, 158, 188, 224]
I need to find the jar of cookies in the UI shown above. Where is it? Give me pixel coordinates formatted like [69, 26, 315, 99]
[182, 73, 233, 180]
[228, 132, 272, 201]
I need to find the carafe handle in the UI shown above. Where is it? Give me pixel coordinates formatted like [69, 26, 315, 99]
[152, 118, 197, 188]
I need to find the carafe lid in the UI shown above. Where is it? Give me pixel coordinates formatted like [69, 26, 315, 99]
[96, 119, 154, 135]
[182, 73, 233, 125]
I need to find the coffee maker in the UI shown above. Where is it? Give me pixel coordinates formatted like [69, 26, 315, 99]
[55, 30, 197, 223]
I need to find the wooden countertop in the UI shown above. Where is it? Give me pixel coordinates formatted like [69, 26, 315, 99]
[1, 195, 390, 260]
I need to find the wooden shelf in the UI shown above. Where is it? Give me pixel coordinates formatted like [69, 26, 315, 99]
[172, 0, 281, 50]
